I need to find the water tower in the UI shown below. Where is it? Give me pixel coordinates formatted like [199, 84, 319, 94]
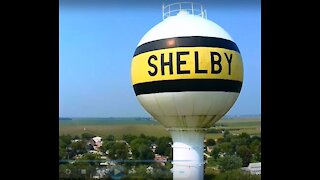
[131, 2, 243, 179]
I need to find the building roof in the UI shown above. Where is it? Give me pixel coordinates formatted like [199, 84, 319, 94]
[92, 136, 102, 142]
[248, 162, 261, 169]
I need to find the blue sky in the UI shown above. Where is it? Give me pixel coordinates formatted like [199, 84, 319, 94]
[59, 0, 261, 117]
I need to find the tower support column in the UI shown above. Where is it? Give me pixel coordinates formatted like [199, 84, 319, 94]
[169, 129, 206, 180]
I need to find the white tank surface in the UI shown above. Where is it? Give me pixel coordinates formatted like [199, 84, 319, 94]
[131, 2, 243, 180]
[138, 9, 233, 46]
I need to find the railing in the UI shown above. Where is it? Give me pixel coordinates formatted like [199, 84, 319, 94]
[162, 2, 207, 20]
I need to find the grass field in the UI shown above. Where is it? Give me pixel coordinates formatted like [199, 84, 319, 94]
[59, 116, 261, 139]
[213, 117, 261, 137]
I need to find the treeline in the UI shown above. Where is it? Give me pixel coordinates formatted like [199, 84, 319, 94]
[204, 131, 261, 179]
[59, 133, 173, 179]
[210, 131, 261, 167]
[59, 131, 260, 179]
[205, 169, 261, 180]
[59, 117, 72, 120]
[59, 133, 173, 161]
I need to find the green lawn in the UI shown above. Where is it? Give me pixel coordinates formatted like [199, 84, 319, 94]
[59, 123, 170, 139]
[59, 117, 261, 138]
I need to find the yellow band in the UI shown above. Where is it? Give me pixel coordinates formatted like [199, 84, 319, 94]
[131, 47, 243, 85]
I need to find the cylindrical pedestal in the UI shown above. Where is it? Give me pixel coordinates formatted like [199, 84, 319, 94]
[169, 129, 206, 180]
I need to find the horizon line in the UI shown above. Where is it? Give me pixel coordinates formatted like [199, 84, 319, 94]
[59, 114, 261, 119]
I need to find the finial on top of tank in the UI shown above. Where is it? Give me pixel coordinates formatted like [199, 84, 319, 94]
[162, 1, 207, 20]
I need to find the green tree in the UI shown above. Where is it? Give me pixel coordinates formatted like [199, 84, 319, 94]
[71, 141, 87, 154]
[211, 142, 235, 160]
[59, 134, 72, 146]
[206, 138, 216, 146]
[108, 142, 129, 160]
[59, 147, 66, 160]
[252, 152, 261, 162]
[78, 153, 101, 166]
[219, 142, 233, 155]
[236, 145, 252, 166]
[238, 132, 250, 139]
[217, 137, 224, 143]
[155, 141, 172, 160]
[155, 143, 167, 155]
[164, 147, 173, 160]
[150, 165, 173, 179]
[81, 132, 95, 140]
[131, 137, 151, 147]
[231, 136, 248, 147]
[237, 132, 251, 145]
[223, 135, 234, 143]
[155, 136, 172, 155]
[210, 145, 222, 159]
[127, 164, 150, 179]
[249, 139, 261, 162]
[146, 135, 158, 143]
[156, 136, 172, 145]
[101, 141, 115, 155]
[139, 133, 146, 139]
[206, 158, 217, 167]
[250, 135, 261, 144]
[123, 134, 138, 144]
[132, 144, 154, 160]
[217, 155, 242, 172]
[105, 134, 115, 141]
[215, 169, 261, 180]
[59, 139, 67, 149]
[223, 130, 231, 138]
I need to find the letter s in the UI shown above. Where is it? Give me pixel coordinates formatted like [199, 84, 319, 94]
[148, 55, 158, 76]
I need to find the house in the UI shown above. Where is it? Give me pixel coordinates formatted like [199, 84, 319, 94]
[241, 162, 261, 175]
[146, 166, 153, 174]
[100, 161, 108, 166]
[89, 150, 103, 155]
[154, 154, 168, 166]
[89, 136, 103, 151]
[150, 143, 157, 153]
[71, 139, 81, 143]
[101, 156, 107, 160]
[92, 136, 103, 147]
[218, 152, 226, 157]
[206, 146, 214, 153]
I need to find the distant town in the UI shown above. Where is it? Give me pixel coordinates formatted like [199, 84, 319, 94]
[59, 117, 261, 179]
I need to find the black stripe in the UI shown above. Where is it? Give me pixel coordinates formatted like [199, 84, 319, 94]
[133, 36, 240, 57]
[133, 79, 242, 96]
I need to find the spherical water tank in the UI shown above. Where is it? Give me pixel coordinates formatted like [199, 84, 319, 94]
[131, 8, 243, 130]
